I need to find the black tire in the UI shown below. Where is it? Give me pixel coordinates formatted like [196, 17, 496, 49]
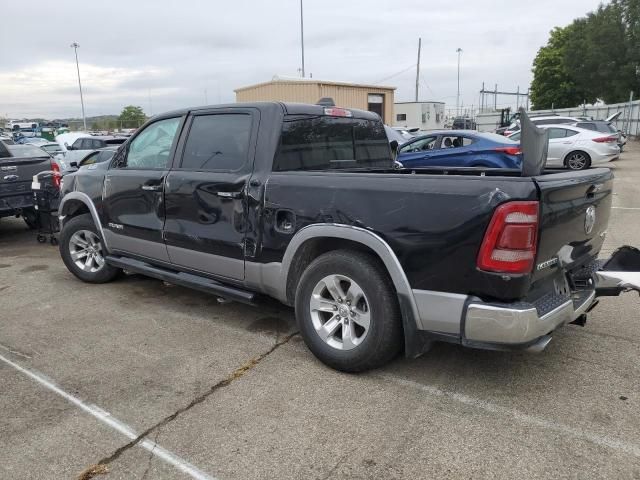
[564, 151, 591, 170]
[59, 213, 120, 283]
[23, 210, 38, 230]
[295, 250, 403, 372]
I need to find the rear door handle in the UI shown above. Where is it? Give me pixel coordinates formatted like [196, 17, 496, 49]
[216, 191, 243, 199]
[141, 184, 162, 191]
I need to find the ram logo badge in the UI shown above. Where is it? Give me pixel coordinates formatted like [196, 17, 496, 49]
[108, 222, 124, 230]
[536, 258, 558, 271]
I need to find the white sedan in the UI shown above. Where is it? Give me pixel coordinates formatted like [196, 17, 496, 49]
[508, 124, 620, 170]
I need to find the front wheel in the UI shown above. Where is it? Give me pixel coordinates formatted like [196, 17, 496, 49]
[295, 250, 403, 372]
[59, 214, 120, 283]
[565, 151, 591, 170]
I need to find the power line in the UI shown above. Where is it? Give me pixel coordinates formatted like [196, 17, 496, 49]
[373, 64, 416, 85]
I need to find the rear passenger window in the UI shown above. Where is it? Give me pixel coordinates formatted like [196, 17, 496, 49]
[180, 114, 252, 171]
[564, 129, 578, 137]
[274, 116, 391, 171]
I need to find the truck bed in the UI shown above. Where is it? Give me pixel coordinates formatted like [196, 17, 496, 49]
[261, 167, 613, 303]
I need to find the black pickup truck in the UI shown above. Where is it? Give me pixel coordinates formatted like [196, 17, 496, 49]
[57, 103, 640, 372]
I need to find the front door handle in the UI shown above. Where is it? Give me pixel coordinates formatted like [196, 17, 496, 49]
[141, 184, 162, 191]
[216, 191, 243, 199]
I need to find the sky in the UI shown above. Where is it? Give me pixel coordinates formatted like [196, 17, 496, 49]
[0, 0, 605, 119]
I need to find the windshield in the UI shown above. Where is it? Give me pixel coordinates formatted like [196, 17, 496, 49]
[41, 144, 63, 154]
[7, 145, 51, 158]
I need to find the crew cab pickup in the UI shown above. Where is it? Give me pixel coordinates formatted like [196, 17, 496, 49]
[1, 141, 60, 228]
[57, 103, 640, 372]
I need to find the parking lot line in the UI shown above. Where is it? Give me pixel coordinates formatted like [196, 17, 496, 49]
[611, 206, 640, 210]
[0, 353, 216, 480]
[380, 373, 640, 458]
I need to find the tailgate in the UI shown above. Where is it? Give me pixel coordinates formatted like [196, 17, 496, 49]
[532, 168, 613, 282]
[0, 156, 52, 205]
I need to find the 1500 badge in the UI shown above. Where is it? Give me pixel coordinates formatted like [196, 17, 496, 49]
[536, 258, 559, 271]
[108, 222, 124, 230]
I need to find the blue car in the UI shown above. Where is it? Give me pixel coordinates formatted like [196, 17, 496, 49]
[397, 130, 522, 169]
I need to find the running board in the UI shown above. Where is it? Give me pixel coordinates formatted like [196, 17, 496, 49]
[105, 255, 257, 305]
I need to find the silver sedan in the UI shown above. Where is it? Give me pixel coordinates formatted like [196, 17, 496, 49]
[508, 124, 620, 170]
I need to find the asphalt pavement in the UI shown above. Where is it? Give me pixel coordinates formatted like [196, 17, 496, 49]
[1, 144, 640, 479]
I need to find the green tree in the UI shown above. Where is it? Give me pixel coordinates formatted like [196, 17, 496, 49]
[118, 105, 146, 128]
[531, 0, 640, 109]
[530, 26, 589, 109]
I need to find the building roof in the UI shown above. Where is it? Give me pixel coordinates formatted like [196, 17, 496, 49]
[394, 101, 445, 105]
[234, 75, 396, 93]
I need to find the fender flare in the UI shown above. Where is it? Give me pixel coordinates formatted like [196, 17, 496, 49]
[280, 223, 420, 326]
[58, 192, 108, 250]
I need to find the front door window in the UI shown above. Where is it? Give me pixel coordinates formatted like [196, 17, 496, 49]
[121, 117, 181, 169]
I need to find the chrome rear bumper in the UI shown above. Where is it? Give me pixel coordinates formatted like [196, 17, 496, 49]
[464, 290, 596, 346]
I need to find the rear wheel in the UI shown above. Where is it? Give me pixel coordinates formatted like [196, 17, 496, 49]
[295, 250, 403, 372]
[59, 214, 120, 283]
[565, 151, 591, 170]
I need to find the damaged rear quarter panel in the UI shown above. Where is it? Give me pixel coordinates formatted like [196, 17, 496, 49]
[260, 171, 538, 299]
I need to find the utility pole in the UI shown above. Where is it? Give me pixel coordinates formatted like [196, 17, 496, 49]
[300, 0, 305, 77]
[70, 42, 87, 131]
[415, 38, 422, 102]
[456, 48, 462, 116]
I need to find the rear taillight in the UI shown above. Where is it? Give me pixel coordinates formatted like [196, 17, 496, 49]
[592, 136, 617, 143]
[494, 146, 522, 156]
[477, 201, 539, 274]
[50, 161, 61, 189]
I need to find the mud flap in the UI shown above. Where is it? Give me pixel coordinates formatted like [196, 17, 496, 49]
[595, 246, 640, 296]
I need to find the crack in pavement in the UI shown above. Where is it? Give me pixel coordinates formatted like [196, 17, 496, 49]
[140, 428, 161, 480]
[77, 331, 298, 479]
[0, 342, 33, 360]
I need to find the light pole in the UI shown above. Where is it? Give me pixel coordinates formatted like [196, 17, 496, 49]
[70, 42, 87, 131]
[300, 0, 305, 77]
[456, 48, 462, 117]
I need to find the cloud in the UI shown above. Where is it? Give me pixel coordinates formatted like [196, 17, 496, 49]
[0, 0, 605, 118]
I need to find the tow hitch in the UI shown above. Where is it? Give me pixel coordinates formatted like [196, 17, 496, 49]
[595, 246, 640, 297]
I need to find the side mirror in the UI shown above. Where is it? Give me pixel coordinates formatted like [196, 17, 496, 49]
[390, 140, 399, 161]
[69, 161, 78, 169]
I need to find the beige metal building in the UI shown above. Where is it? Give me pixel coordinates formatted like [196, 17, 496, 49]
[235, 76, 395, 123]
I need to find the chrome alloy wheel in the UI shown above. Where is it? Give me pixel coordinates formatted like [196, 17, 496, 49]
[567, 152, 588, 170]
[69, 230, 105, 273]
[309, 274, 371, 350]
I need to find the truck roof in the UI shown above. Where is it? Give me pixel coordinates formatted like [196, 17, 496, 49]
[154, 102, 380, 121]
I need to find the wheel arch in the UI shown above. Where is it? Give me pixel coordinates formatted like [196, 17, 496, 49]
[280, 224, 420, 328]
[58, 192, 107, 248]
